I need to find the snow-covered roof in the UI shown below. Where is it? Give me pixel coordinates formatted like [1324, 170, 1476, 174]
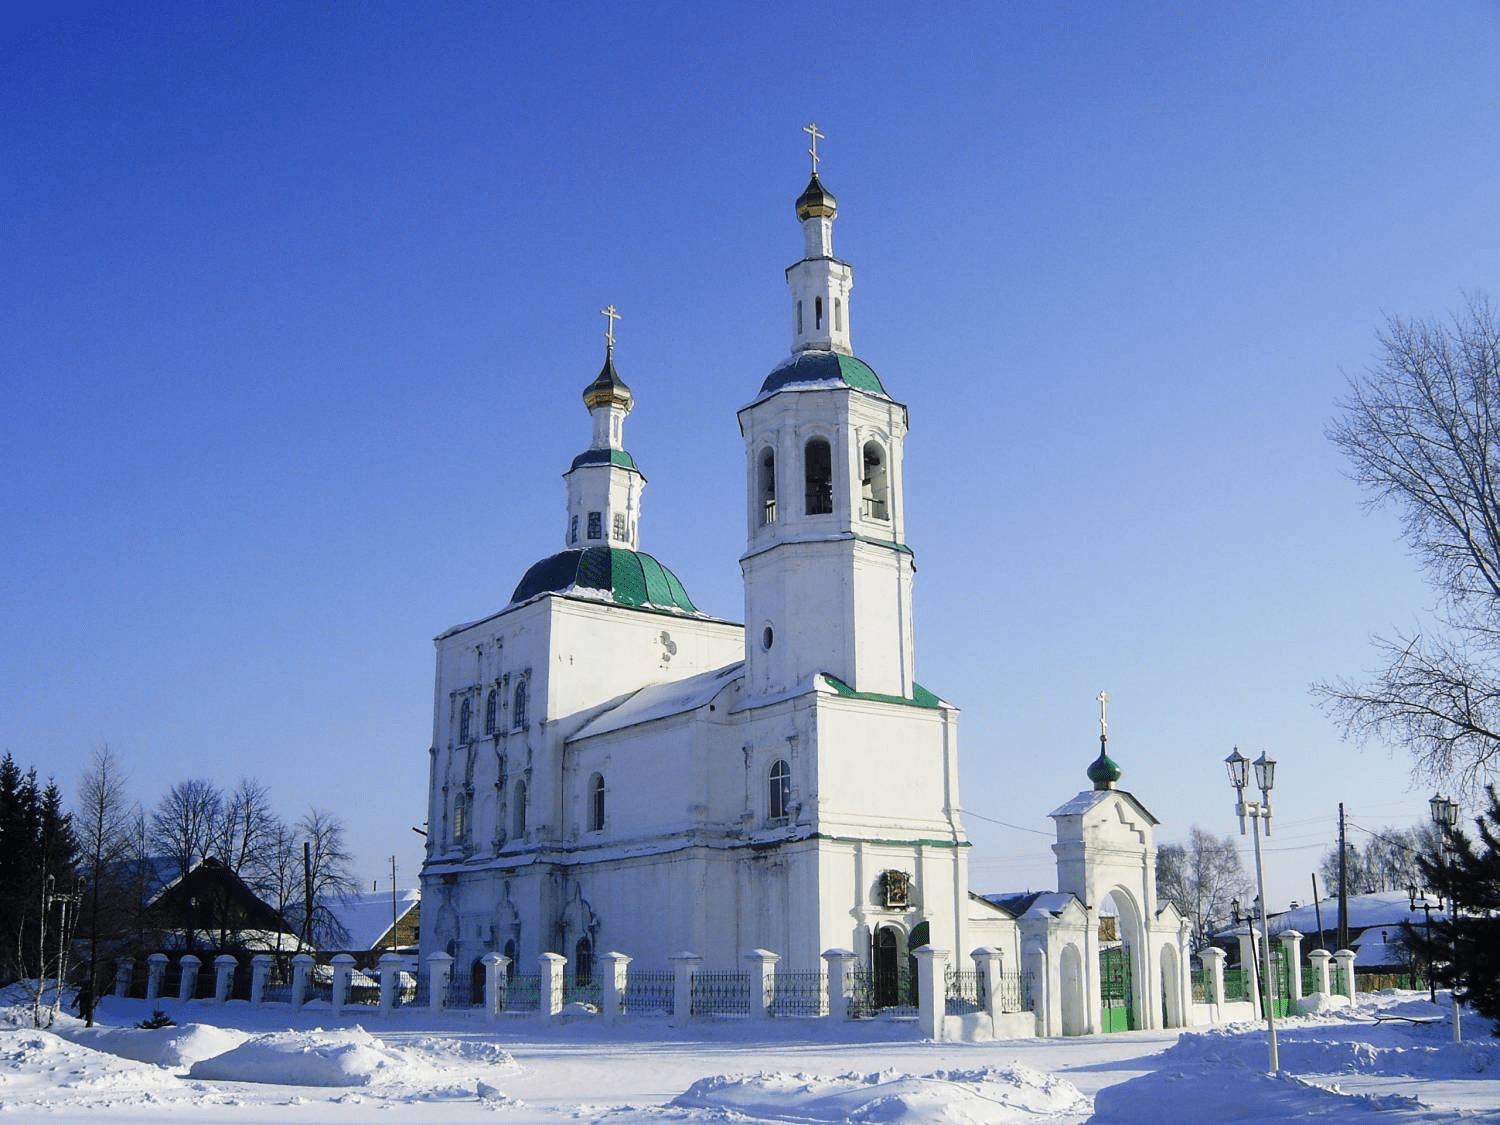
[329, 888, 420, 951]
[1048, 788, 1159, 825]
[569, 662, 743, 741]
[1269, 890, 1445, 936]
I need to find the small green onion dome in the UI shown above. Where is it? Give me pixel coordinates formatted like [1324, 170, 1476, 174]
[795, 172, 838, 221]
[1087, 746, 1122, 790]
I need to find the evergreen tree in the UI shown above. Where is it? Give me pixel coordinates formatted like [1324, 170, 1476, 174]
[1407, 787, 1500, 1029]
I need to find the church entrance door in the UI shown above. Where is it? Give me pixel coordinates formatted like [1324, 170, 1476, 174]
[872, 926, 913, 1008]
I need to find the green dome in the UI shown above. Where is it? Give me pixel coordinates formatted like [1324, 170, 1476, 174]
[1087, 746, 1122, 789]
[509, 547, 701, 615]
[759, 350, 888, 398]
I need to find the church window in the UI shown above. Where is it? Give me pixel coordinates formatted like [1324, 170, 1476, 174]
[612, 512, 626, 541]
[485, 689, 498, 736]
[587, 511, 602, 540]
[834, 298, 843, 331]
[861, 441, 889, 520]
[570, 514, 579, 544]
[503, 938, 518, 981]
[769, 759, 791, 821]
[815, 296, 823, 330]
[762, 625, 774, 651]
[459, 698, 473, 743]
[804, 438, 833, 515]
[453, 794, 468, 843]
[759, 448, 777, 525]
[574, 935, 594, 986]
[513, 680, 528, 728]
[513, 780, 527, 836]
[588, 773, 605, 832]
[796, 301, 803, 335]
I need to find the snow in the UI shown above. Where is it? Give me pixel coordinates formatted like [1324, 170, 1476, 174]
[1, 985, 1495, 1123]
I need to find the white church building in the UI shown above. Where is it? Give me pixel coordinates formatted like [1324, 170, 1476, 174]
[419, 132, 1195, 1035]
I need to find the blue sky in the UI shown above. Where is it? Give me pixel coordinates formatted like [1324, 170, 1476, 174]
[5, 2, 1499, 906]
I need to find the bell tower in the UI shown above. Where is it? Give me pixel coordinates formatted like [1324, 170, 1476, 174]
[738, 125, 916, 701]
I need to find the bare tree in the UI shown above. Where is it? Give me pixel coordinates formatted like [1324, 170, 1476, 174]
[1318, 298, 1500, 797]
[1156, 825, 1253, 950]
[211, 778, 279, 878]
[295, 808, 357, 950]
[148, 779, 223, 881]
[73, 745, 137, 1025]
[1319, 823, 1440, 895]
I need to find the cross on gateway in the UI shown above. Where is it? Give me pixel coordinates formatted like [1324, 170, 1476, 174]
[803, 121, 825, 174]
[600, 304, 621, 350]
[1097, 690, 1110, 740]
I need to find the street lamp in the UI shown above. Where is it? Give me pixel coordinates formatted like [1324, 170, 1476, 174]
[1430, 793, 1462, 1043]
[1226, 747, 1279, 1074]
[1406, 882, 1442, 1004]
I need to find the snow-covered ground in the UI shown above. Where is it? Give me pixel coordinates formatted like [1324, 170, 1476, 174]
[1, 987, 1494, 1123]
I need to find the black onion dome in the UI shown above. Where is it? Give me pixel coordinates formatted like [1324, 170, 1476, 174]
[795, 173, 838, 221]
[583, 350, 633, 411]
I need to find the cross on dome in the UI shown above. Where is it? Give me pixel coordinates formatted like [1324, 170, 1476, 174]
[600, 304, 621, 351]
[1097, 690, 1110, 741]
[803, 121, 825, 174]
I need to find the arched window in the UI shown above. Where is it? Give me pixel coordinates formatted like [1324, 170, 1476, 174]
[513, 780, 528, 837]
[804, 438, 833, 515]
[503, 938, 518, 981]
[861, 441, 889, 520]
[470, 958, 486, 1007]
[797, 300, 803, 335]
[459, 698, 472, 743]
[485, 689, 498, 735]
[453, 794, 467, 843]
[589, 773, 605, 832]
[574, 935, 594, 986]
[759, 448, 777, 525]
[834, 298, 843, 332]
[570, 514, 579, 544]
[513, 680, 528, 728]
[815, 296, 823, 330]
[769, 759, 791, 821]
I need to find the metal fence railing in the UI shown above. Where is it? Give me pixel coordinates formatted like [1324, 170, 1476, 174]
[623, 970, 673, 1015]
[690, 970, 750, 1017]
[945, 968, 984, 1015]
[770, 970, 826, 1017]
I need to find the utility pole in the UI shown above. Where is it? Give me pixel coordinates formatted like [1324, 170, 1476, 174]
[1337, 803, 1349, 952]
[1311, 873, 1327, 952]
[390, 856, 398, 954]
[302, 840, 313, 948]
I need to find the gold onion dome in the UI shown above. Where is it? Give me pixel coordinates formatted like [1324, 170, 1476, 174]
[795, 172, 838, 221]
[582, 348, 633, 411]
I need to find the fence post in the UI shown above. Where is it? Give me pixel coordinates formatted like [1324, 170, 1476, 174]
[426, 952, 453, 1012]
[1308, 948, 1332, 997]
[114, 957, 134, 999]
[1235, 925, 1262, 1015]
[1333, 948, 1358, 1006]
[821, 948, 856, 1021]
[602, 952, 630, 1021]
[1278, 930, 1304, 1003]
[744, 948, 778, 1020]
[330, 953, 356, 1016]
[972, 947, 1003, 1023]
[377, 952, 403, 1014]
[1198, 946, 1226, 1017]
[176, 954, 200, 1002]
[912, 945, 948, 1042]
[670, 952, 701, 1023]
[539, 952, 566, 1018]
[291, 953, 315, 1011]
[144, 952, 168, 1006]
[481, 952, 509, 1021]
[213, 955, 238, 1004]
[250, 954, 273, 1005]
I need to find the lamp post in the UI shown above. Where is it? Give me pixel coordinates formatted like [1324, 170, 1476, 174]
[1429, 793, 1462, 1043]
[1406, 882, 1442, 1004]
[1226, 747, 1279, 1074]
